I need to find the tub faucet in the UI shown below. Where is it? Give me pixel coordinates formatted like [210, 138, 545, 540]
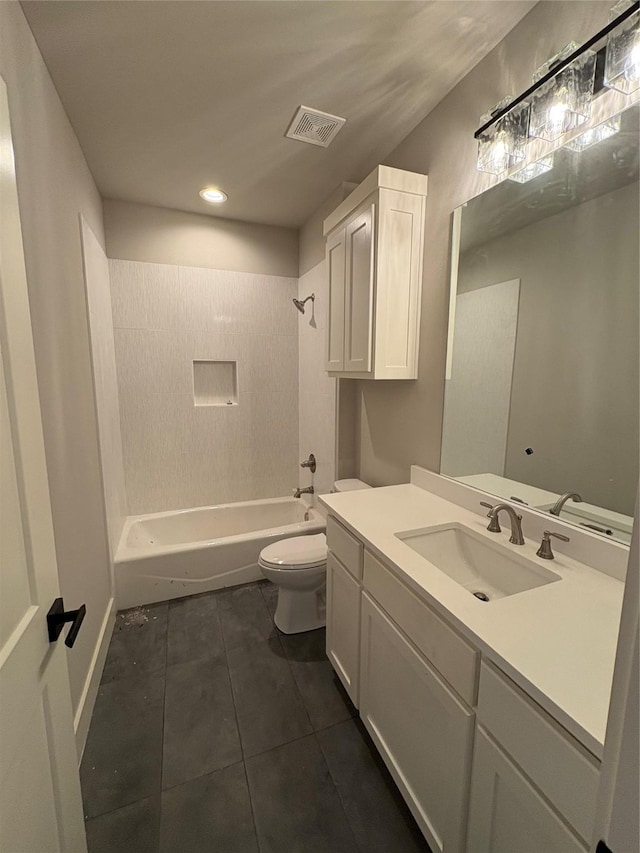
[294, 486, 314, 499]
[549, 492, 583, 516]
[480, 501, 525, 545]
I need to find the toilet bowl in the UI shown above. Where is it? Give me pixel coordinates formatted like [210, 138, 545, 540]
[259, 479, 371, 634]
[259, 534, 328, 634]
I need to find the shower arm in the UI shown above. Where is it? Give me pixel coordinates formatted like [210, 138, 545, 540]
[293, 293, 315, 313]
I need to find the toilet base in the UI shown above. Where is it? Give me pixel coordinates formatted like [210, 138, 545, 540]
[274, 586, 326, 634]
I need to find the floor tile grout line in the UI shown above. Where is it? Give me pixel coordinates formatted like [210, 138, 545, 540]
[160, 758, 245, 795]
[312, 726, 363, 853]
[218, 591, 264, 852]
[156, 605, 169, 850]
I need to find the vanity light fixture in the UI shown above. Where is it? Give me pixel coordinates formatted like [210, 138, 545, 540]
[528, 43, 597, 141]
[476, 97, 529, 175]
[507, 155, 554, 184]
[199, 187, 228, 204]
[565, 115, 621, 151]
[605, 0, 640, 93]
[474, 0, 639, 174]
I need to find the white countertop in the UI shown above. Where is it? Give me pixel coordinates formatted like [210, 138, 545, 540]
[320, 483, 626, 759]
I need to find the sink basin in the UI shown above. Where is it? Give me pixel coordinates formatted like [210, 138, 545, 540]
[395, 522, 561, 601]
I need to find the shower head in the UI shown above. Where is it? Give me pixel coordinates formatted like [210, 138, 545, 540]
[293, 293, 315, 314]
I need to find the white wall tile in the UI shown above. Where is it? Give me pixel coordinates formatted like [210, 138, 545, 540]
[298, 261, 337, 500]
[82, 222, 128, 560]
[112, 259, 300, 513]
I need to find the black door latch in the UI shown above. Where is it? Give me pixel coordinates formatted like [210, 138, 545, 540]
[46, 598, 86, 648]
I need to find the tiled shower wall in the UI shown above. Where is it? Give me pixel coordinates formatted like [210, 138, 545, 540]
[298, 260, 337, 498]
[109, 259, 299, 514]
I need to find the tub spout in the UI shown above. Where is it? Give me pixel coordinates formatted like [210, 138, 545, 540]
[294, 486, 314, 499]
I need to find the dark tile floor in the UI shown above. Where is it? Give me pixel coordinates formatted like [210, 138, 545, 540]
[80, 580, 431, 853]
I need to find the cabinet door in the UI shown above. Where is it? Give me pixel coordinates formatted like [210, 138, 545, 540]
[326, 552, 361, 706]
[344, 203, 374, 373]
[466, 728, 587, 853]
[325, 228, 346, 371]
[359, 593, 474, 853]
[374, 189, 425, 378]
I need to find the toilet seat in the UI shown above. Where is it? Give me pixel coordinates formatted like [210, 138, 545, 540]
[259, 533, 327, 570]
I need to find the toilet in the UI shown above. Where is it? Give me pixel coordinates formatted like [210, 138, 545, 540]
[259, 479, 371, 634]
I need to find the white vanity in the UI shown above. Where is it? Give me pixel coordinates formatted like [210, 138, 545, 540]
[320, 469, 626, 853]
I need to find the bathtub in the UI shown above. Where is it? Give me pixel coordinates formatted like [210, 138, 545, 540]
[114, 496, 325, 608]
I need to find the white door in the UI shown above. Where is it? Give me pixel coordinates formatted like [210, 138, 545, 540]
[0, 76, 87, 853]
[359, 593, 475, 853]
[344, 203, 375, 374]
[325, 228, 346, 372]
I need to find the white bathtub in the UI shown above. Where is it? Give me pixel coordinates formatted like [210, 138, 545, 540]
[114, 497, 325, 608]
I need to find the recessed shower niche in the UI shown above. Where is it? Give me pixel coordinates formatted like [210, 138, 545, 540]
[193, 360, 238, 406]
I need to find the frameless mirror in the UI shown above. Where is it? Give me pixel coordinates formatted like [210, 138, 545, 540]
[442, 104, 639, 545]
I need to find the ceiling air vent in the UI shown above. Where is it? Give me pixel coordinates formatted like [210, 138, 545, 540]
[285, 105, 346, 148]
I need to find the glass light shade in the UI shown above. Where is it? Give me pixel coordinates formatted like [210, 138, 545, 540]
[565, 115, 621, 151]
[605, 1, 640, 94]
[477, 97, 530, 175]
[507, 155, 554, 184]
[529, 43, 597, 141]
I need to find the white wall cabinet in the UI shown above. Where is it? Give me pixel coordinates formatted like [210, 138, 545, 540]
[323, 165, 428, 379]
[360, 593, 475, 853]
[326, 552, 361, 705]
[466, 728, 587, 853]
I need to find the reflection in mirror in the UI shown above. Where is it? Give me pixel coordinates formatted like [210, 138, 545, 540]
[442, 105, 639, 545]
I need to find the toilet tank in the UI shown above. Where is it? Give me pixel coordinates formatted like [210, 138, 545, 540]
[333, 479, 372, 492]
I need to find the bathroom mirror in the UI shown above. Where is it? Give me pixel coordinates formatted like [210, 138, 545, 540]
[442, 103, 639, 545]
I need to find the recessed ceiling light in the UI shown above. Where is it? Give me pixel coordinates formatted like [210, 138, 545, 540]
[199, 187, 228, 204]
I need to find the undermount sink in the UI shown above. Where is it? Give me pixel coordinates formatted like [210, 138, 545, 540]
[395, 522, 561, 601]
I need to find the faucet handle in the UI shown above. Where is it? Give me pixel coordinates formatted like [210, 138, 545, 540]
[479, 501, 494, 517]
[480, 502, 501, 533]
[537, 529, 570, 560]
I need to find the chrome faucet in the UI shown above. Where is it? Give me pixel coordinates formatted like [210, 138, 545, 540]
[293, 486, 314, 499]
[549, 492, 583, 517]
[480, 502, 525, 545]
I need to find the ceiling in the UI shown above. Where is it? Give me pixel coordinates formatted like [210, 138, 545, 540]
[22, 0, 536, 228]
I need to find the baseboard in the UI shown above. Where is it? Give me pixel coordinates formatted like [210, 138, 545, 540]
[74, 596, 116, 761]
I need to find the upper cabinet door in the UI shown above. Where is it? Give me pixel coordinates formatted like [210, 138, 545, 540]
[325, 228, 346, 372]
[374, 189, 425, 379]
[344, 203, 375, 374]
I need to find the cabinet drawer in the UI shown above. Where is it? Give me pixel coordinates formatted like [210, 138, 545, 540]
[327, 515, 363, 580]
[477, 661, 600, 842]
[363, 549, 478, 705]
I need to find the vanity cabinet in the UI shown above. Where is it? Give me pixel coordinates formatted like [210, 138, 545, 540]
[360, 593, 475, 853]
[326, 552, 361, 705]
[323, 165, 428, 379]
[466, 728, 587, 853]
[467, 661, 599, 852]
[326, 516, 364, 705]
[324, 510, 603, 853]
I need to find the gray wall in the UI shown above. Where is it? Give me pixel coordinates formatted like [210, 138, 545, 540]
[0, 2, 113, 723]
[457, 183, 639, 516]
[299, 1, 616, 488]
[105, 199, 299, 278]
